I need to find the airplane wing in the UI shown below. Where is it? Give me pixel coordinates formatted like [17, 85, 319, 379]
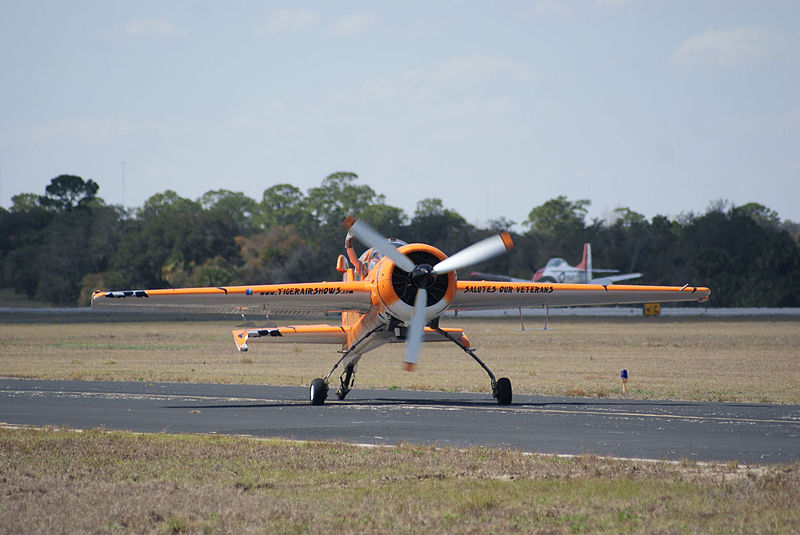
[91, 281, 374, 316]
[470, 272, 529, 283]
[451, 281, 710, 310]
[591, 273, 643, 285]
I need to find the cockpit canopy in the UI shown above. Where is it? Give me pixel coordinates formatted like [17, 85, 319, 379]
[545, 257, 567, 268]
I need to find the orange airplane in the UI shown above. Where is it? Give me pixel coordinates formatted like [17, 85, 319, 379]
[92, 216, 710, 406]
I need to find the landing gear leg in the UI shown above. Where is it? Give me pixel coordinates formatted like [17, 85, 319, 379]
[308, 325, 384, 406]
[433, 326, 512, 405]
[336, 364, 356, 400]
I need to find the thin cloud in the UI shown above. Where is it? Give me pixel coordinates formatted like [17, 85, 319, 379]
[17, 116, 145, 143]
[434, 55, 513, 83]
[266, 9, 318, 34]
[593, 0, 629, 9]
[360, 69, 430, 102]
[327, 14, 378, 36]
[124, 18, 185, 38]
[523, 1, 575, 18]
[360, 55, 519, 102]
[674, 27, 785, 66]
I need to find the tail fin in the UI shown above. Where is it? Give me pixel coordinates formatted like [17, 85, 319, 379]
[576, 243, 592, 283]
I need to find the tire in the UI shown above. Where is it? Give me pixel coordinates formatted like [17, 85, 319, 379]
[495, 377, 512, 405]
[309, 378, 328, 406]
[539, 276, 557, 283]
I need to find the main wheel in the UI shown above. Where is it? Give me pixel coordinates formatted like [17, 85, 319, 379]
[309, 378, 328, 406]
[495, 377, 512, 405]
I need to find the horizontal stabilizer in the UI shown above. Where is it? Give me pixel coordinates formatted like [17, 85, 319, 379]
[591, 272, 643, 285]
[232, 325, 469, 351]
[232, 324, 347, 351]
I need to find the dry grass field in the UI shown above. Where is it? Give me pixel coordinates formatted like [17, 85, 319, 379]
[2, 427, 799, 534]
[1, 315, 799, 403]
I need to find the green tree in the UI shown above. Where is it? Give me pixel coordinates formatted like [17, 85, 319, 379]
[1, 178, 122, 304]
[730, 202, 780, 228]
[360, 203, 407, 237]
[256, 184, 311, 230]
[106, 191, 239, 289]
[592, 207, 649, 277]
[199, 189, 258, 236]
[523, 196, 592, 267]
[234, 226, 314, 283]
[138, 190, 200, 219]
[10, 193, 42, 212]
[40, 174, 99, 211]
[408, 198, 478, 253]
[1, 208, 53, 297]
[306, 172, 382, 226]
[487, 217, 515, 233]
[524, 195, 590, 238]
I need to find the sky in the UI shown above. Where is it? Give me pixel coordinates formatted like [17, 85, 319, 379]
[1, 1, 799, 229]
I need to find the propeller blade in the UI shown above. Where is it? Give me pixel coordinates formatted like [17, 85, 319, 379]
[432, 232, 514, 274]
[344, 215, 415, 273]
[403, 288, 427, 370]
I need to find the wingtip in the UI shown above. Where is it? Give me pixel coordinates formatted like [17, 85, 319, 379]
[232, 329, 249, 351]
[343, 214, 357, 230]
[403, 362, 416, 372]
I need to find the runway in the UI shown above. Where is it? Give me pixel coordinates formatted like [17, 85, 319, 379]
[2, 378, 798, 464]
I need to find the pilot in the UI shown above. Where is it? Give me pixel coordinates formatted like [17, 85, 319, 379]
[345, 231, 369, 279]
[345, 231, 407, 279]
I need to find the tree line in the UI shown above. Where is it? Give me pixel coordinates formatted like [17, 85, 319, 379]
[2, 172, 799, 308]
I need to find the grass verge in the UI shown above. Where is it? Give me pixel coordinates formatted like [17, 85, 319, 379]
[2, 426, 799, 534]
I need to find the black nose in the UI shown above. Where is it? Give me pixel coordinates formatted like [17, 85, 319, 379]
[411, 264, 436, 289]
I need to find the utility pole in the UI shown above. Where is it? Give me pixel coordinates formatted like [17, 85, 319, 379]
[120, 161, 126, 207]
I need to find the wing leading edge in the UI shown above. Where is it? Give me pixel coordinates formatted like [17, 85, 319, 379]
[451, 281, 710, 310]
[91, 281, 374, 316]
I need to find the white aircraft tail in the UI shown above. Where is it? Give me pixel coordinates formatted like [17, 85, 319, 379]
[576, 243, 592, 283]
[581, 242, 643, 285]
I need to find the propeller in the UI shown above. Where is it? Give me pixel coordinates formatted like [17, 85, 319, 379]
[344, 215, 513, 368]
[431, 233, 514, 275]
[403, 288, 427, 370]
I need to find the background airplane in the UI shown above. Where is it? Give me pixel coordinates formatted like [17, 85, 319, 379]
[473, 242, 642, 285]
[93, 219, 709, 406]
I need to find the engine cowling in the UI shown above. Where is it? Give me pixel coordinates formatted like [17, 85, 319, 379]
[375, 243, 456, 324]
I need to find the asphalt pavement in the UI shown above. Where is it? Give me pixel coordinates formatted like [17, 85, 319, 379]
[1, 378, 798, 464]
